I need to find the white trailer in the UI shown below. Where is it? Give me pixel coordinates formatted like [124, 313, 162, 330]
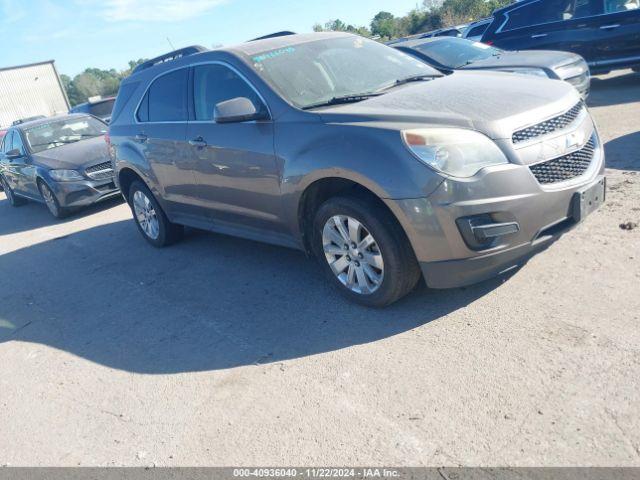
[0, 60, 70, 128]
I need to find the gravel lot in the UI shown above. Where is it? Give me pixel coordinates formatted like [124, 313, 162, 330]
[0, 70, 639, 467]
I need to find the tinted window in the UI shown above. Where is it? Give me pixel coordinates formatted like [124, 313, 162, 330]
[89, 99, 115, 118]
[112, 82, 140, 123]
[604, 0, 638, 12]
[145, 68, 188, 122]
[193, 64, 265, 121]
[466, 23, 489, 37]
[574, 0, 604, 17]
[504, 0, 574, 30]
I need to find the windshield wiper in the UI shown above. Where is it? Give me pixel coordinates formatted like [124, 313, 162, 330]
[377, 74, 438, 92]
[302, 92, 382, 110]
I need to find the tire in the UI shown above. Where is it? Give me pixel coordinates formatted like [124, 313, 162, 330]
[312, 195, 421, 308]
[38, 180, 68, 218]
[1, 176, 27, 207]
[128, 180, 183, 247]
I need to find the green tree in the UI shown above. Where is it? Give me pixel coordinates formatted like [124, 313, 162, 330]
[370, 11, 398, 39]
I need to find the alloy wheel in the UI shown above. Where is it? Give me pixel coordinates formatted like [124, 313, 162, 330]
[40, 183, 59, 216]
[322, 215, 384, 295]
[133, 190, 160, 240]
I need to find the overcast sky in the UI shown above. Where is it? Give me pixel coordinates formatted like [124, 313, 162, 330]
[0, 0, 422, 76]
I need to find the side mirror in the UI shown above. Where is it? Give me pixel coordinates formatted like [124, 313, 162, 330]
[214, 97, 268, 124]
[6, 149, 22, 160]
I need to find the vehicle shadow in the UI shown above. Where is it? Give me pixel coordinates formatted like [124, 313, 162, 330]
[605, 131, 640, 172]
[0, 219, 508, 374]
[588, 71, 640, 108]
[0, 193, 124, 237]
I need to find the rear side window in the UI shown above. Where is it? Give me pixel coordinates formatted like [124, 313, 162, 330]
[504, 0, 574, 30]
[139, 68, 188, 122]
[193, 64, 265, 121]
[467, 23, 489, 38]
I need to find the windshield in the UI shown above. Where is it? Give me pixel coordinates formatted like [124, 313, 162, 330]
[24, 116, 107, 154]
[413, 38, 502, 69]
[248, 35, 441, 109]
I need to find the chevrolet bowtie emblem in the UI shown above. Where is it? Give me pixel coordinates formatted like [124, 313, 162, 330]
[566, 131, 583, 150]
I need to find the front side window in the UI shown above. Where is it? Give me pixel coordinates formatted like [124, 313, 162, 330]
[142, 68, 188, 122]
[12, 131, 26, 155]
[24, 116, 107, 154]
[1, 131, 12, 153]
[247, 36, 441, 109]
[413, 38, 502, 69]
[193, 64, 265, 121]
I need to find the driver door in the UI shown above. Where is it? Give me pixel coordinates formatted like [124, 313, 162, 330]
[186, 63, 283, 234]
[9, 131, 38, 197]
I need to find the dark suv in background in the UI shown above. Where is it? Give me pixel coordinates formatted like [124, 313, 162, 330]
[482, 0, 640, 74]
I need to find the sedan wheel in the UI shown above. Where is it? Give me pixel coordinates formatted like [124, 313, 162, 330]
[40, 182, 60, 217]
[322, 215, 384, 295]
[133, 190, 160, 240]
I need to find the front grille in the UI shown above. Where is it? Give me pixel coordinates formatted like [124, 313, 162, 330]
[85, 161, 114, 181]
[529, 136, 595, 185]
[513, 102, 584, 144]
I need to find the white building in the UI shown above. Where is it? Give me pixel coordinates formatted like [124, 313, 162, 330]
[0, 60, 70, 128]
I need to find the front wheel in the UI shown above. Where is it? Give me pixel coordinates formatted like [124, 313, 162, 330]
[128, 181, 183, 247]
[38, 181, 68, 218]
[313, 195, 421, 308]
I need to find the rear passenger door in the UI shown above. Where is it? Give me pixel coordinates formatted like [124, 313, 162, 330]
[186, 63, 283, 235]
[135, 67, 200, 220]
[591, 0, 640, 65]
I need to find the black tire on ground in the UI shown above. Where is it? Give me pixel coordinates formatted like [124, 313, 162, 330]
[38, 180, 69, 219]
[1, 176, 27, 207]
[312, 194, 422, 308]
[128, 180, 183, 247]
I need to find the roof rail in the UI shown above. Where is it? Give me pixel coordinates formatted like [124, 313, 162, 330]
[250, 31, 296, 42]
[132, 45, 209, 74]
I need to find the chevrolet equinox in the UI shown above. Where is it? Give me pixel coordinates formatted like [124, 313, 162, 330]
[109, 33, 606, 307]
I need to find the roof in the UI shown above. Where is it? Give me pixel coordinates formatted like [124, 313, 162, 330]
[11, 113, 94, 131]
[391, 36, 456, 49]
[0, 59, 57, 74]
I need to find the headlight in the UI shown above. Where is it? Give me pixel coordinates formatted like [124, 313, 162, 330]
[49, 169, 84, 182]
[402, 128, 509, 178]
[497, 67, 550, 78]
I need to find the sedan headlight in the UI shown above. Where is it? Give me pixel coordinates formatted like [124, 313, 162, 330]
[49, 169, 84, 182]
[402, 128, 509, 178]
[497, 67, 550, 78]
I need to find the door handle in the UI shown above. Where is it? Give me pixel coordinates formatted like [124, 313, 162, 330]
[600, 24, 620, 30]
[189, 137, 208, 148]
[531, 33, 548, 39]
[135, 134, 148, 143]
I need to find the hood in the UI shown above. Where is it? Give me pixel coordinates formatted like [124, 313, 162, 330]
[461, 50, 582, 72]
[31, 136, 110, 170]
[317, 71, 580, 140]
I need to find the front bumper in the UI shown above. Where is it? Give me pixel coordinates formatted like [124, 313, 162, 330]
[387, 137, 605, 289]
[49, 177, 120, 208]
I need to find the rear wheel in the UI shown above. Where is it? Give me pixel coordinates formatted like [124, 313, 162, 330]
[129, 181, 183, 247]
[1, 176, 27, 207]
[313, 195, 421, 308]
[38, 180, 68, 218]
